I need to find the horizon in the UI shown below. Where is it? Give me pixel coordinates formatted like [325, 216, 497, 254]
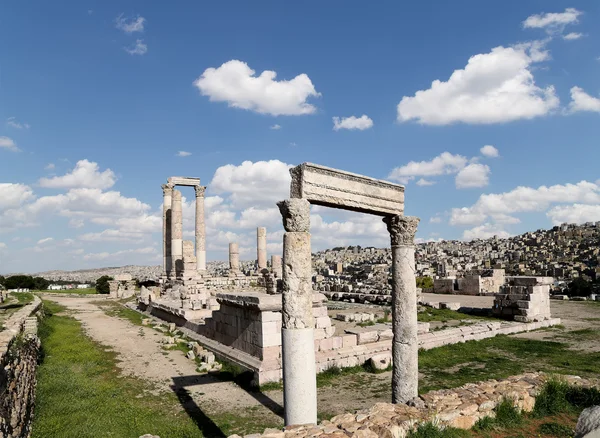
[2, 2, 600, 273]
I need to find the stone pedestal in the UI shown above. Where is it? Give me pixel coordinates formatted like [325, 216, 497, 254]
[278, 199, 317, 426]
[384, 215, 420, 404]
[257, 227, 267, 270]
[162, 184, 173, 277]
[195, 186, 207, 273]
[171, 189, 183, 277]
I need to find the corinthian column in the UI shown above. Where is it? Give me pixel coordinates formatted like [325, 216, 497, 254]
[195, 185, 207, 272]
[277, 198, 316, 426]
[162, 184, 173, 278]
[383, 215, 420, 404]
[171, 189, 183, 277]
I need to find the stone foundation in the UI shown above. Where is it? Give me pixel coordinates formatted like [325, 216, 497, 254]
[493, 277, 552, 322]
[0, 295, 42, 437]
[238, 373, 599, 438]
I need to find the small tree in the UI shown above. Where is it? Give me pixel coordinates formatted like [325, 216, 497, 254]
[95, 276, 113, 294]
[416, 276, 433, 289]
[567, 277, 592, 297]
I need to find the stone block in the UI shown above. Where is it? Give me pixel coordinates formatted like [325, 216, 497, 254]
[342, 334, 357, 348]
[315, 316, 332, 329]
[440, 302, 460, 311]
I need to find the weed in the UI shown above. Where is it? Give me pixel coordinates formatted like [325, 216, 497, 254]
[259, 381, 283, 392]
[494, 398, 524, 428]
[358, 320, 375, 327]
[407, 422, 470, 438]
[472, 415, 495, 431]
[538, 421, 574, 436]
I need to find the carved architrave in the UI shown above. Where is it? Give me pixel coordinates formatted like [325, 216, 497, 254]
[383, 215, 420, 246]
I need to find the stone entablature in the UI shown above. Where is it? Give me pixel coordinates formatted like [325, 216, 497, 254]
[239, 373, 598, 438]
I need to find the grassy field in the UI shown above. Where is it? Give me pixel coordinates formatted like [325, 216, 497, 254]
[37, 288, 99, 295]
[32, 300, 207, 438]
[0, 292, 35, 330]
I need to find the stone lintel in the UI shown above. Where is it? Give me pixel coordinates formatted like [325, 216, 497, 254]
[289, 162, 404, 216]
[167, 176, 201, 187]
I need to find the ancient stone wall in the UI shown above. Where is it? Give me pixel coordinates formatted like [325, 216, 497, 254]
[0, 295, 41, 438]
[493, 277, 552, 322]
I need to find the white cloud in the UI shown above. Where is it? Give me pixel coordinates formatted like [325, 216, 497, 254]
[6, 117, 30, 130]
[0, 183, 35, 211]
[270, 124, 281, 130]
[176, 151, 192, 157]
[0, 136, 19, 152]
[125, 39, 147, 56]
[69, 218, 85, 228]
[115, 14, 146, 33]
[388, 152, 468, 184]
[210, 160, 292, 208]
[0, 242, 6, 249]
[83, 246, 157, 261]
[193, 60, 320, 116]
[45, 163, 55, 170]
[429, 216, 442, 224]
[37, 237, 53, 245]
[455, 163, 490, 189]
[463, 223, 511, 240]
[480, 145, 499, 158]
[563, 32, 583, 41]
[332, 115, 373, 131]
[450, 180, 600, 227]
[566, 86, 600, 114]
[397, 45, 559, 125]
[523, 8, 582, 33]
[416, 178, 436, 186]
[547, 204, 600, 225]
[39, 159, 116, 190]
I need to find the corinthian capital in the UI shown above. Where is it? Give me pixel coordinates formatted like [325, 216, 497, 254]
[383, 215, 419, 246]
[194, 185, 207, 198]
[277, 199, 310, 232]
[161, 184, 174, 196]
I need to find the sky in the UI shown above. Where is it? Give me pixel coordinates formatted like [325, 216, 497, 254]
[1, 1, 600, 274]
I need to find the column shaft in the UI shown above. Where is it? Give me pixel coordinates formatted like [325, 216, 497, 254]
[257, 227, 267, 270]
[278, 199, 317, 426]
[229, 242, 240, 275]
[171, 189, 183, 277]
[195, 186, 207, 272]
[384, 215, 420, 404]
[162, 184, 173, 277]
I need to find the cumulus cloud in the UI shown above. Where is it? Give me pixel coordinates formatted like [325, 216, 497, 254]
[37, 237, 53, 245]
[388, 152, 468, 184]
[39, 159, 116, 190]
[83, 246, 157, 261]
[6, 117, 30, 129]
[45, 163, 55, 171]
[480, 145, 499, 158]
[193, 60, 320, 116]
[332, 115, 373, 131]
[463, 223, 511, 240]
[429, 216, 442, 224]
[0, 183, 35, 211]
[270, 124, 281, 130]
[416, 178, 436, 186]
[397, 45, 558, 125]
[547, 204, 600, 225]
[566, 86, 600, 114]
[115, 14, 145, 33]
[125, 39, 148, 56]
[0, 136, 19, 152]
[176, 151, 192, 157]
[455, 163, 490, 189]
[450, 180, 600, 227]
[522, 8, 582, 33]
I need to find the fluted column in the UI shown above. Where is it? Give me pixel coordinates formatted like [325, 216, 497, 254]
[195, 185, 207, 272]
[277, 198, 316, 426]
[257, 227, 267, 270]
[383, 215, 420, 404]
[171, 189, 183, 277]
[162, 184, 173, 278]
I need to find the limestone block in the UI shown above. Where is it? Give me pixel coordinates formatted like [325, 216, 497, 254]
[440, 302, 460, 311]
[576, 406, 600, 438]
[342, 334, 357, 348]
[356, 331, 379, 345]
[370, 353, 391, 371]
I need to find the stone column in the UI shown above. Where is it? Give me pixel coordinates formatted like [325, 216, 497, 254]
[257, 227, 267, 270]
[229, 242, 240, 276]
[271, 254, 282, 278]
[171, 189, 183, 277]
[162, 184, 173, 278]
[195, 185, 207, 272]
[383, 215, 420, 404]
[277, 199, 317, 426]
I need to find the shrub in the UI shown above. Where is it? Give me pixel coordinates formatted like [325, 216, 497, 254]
[494, 398, 524, 428]
[408, 422, 469, 438]
[538, 422, 574, 437]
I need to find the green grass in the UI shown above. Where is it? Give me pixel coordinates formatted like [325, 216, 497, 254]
[407, 422, 470, 438]
[418, 335, 600, 393]
[12, 291, 34, 304]
[417, 308, 492, 323]
[32, 300, 208, 438]
[538, 421, 574, 436]
[532, 378, 600, 418]
[96, 300, 146, 326]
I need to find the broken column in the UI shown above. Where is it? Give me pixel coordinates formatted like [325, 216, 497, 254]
[278, 199, 317, 426]
[228, 242, 241, 277]
[271, 254, 282, 278]
[162, 184, 173, 278]
[257, 227, 267, 270]
[384, 214, 420, 404]
[171, 189, 183, 277]
[195, 185, 207, 273]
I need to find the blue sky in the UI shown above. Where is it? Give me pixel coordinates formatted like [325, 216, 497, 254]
[1, 1, 600, 273]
